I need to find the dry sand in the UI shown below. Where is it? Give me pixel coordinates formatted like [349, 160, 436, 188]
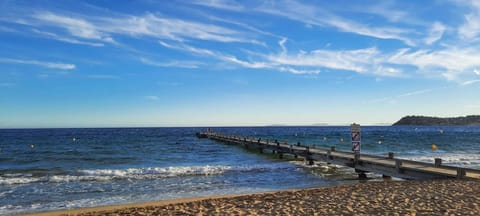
[26, 179, 479, 216]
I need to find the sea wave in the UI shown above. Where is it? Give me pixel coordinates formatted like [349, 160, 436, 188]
[0, 164, 294, 185]
[399, 152, 480, 167]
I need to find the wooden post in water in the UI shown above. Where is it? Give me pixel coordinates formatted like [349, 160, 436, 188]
[388, 152, 394, 159]
[457, 168, 466, 178]
[435, 158, 442, 167]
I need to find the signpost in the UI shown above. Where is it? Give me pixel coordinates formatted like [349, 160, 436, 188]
[351, 123, 361, 153]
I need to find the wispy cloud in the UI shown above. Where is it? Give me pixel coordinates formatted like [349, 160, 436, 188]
[457, 0, 480, 39]
[461, 79, 480, 86]
[31, 29, 104, 47]
[424, 22, 446, 45]
[266, 46, 403, 77]
[398, 89, 433, 97]
[474, 69, 480, 75]
[0, 25, 17, 33]
[257, 0, 415, 46]
[4, 10, 261, 47]
[144, 95, 159, 101]
[106, 13, 252, 43]
[388, 47, 480, 80]
[140, 57, 201, 69]
[0, 58, 76, 70]
[158, 41, 270, 69]
[366, 88, 435, 104]
[33, 12, 115, 44]
[190, 0, 244, 11]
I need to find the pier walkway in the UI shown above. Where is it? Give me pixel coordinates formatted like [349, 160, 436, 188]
[197, 132, 480, 180]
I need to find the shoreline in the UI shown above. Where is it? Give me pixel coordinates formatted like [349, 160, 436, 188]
[24, 179, 479, 215]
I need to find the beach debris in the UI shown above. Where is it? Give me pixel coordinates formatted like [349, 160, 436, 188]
[431, 144, 438, 151]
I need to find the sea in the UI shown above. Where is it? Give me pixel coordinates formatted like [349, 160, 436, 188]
[1, 126, 479, 215]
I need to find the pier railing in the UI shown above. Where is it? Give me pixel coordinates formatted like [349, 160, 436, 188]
[198, 132, 480, 180]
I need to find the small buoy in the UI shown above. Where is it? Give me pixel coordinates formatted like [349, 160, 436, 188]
[72, 137, 76, 142]
[30, 144, 35, 149]
[323, 137, 327, 141]
[431, 144, 437, 151]
[378, 140, 382, 144]
[295, 133, 298, 137]
[439, 130, 444, 134]
[340, 138, 344, 142]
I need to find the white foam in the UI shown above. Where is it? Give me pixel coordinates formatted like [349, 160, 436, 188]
[0, 176, 45, 185]
[0, 163, 294, 185]
[399, 152, 480, 167]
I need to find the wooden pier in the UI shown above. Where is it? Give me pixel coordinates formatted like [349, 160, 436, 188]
[198, 132, 480, 180]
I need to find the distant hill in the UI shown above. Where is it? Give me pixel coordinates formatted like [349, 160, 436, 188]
[393, 115, 480, 126]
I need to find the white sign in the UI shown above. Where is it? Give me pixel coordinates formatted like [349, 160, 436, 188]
[351, 123, 361, 152]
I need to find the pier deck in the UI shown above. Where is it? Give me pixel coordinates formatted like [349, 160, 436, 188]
[199, 132, 480, 180]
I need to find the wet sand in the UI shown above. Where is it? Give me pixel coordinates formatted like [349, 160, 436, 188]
[26, 179, 479, 215]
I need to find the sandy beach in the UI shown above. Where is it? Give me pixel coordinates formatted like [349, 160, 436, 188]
[26, 179, 479, 216]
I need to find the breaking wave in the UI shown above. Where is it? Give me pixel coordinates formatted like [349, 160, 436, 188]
[0, 163, 294, 185]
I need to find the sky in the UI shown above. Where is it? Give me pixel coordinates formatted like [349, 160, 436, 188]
[1, 0, 480, 128]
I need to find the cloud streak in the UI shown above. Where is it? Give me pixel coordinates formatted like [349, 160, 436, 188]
[144, 95, 159, 101]
[461, 79, 480, 86]
[0, 58, 76, 70]
[257, 0, 415, 46]
[31, 29, 104, 47]
[140, 57, 201, 69]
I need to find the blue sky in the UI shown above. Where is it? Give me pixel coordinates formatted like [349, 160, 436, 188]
[1, 0, 480, 128]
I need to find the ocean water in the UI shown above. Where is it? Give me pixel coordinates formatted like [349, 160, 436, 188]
[1, 126, 479, 215]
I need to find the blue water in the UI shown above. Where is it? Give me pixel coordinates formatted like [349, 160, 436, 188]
[1, 126, 479, 214]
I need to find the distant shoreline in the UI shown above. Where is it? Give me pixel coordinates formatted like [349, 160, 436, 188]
[393, 115, 480, 126]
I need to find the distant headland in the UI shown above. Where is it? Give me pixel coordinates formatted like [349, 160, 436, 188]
[393, 115, 480, 126]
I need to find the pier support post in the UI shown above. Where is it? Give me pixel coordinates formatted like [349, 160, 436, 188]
[358, 173, 367, 179]
[395, 159, 403, 173]
[434, 158, 442, 167]
[354, 153, 360, 164]
[355, 169, 367, 179]
[456, 168, 466, 178]
[330, 146, 336, 151]
[388, 152, 394, 159]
